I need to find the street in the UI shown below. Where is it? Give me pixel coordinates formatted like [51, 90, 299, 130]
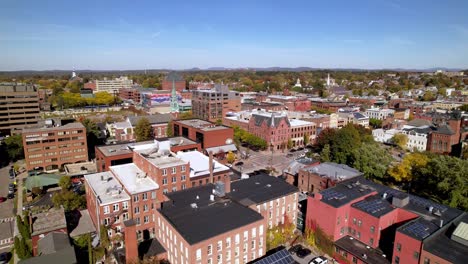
[0, 163, 15, 254]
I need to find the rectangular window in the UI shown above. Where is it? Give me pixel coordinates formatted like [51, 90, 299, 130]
[113, 204, 119, 212]
[226, 238, 231, 248]
[151, 191, 156, 199]
[144, 216, 149, 223]
[162, 178, 168, 185]
[397, 243, 401, 252]
[122, 213, 129, 221]
[226, 250, 231, 261]
[163, 189, 168, 194]
[134, 206, 140, 214]
[143, 204, 148, 212]
[259, 225, 264, 236]
[217, 241, 222, 251]
[181, 175, 186, 181]
[252, 227, 256, 238]
[251, 240, 255, 249]
[395, 256, 400, 264]
[135, 217, 140, 225]
[235, 234, 240, 244]
[352, 256, 357, 264]
[162, 169, 167, 176]
[172, 176, 177, 183]
[370, 226, 375, 233]
[133, 195, 139, 202]
[370, 238, 374, 246]
[244, 231, 248, 241]
[142, 193, 148, 200]
[196, 249, 201, 260]
[208, 244, 212, 255]
[172, 187, 177, 192]
[103, 206, 110, 214]
[181, 165, 186, 172]
[123, 202, 128, 210]
[172, 167, 176, 174]
[413, 251, 420, 260]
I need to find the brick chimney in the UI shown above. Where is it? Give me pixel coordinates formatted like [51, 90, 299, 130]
[209, 151, 214, 184]
[224, 174, 231, 193]
[124, 220, 138, 263]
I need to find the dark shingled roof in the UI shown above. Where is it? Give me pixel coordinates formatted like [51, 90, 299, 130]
[37, 232, 70, 255]
[227, 174, 298, 205]
[352, 195, 396, 218]
[19, 232, 76, 264]
[139, 239, 166, 259]
[128, 114, 173, 126]
[251, 113, 290, 128]
[406, 119, 432, 127]
[165, 72, 184, 82]
[434, 124, 455, 135]
[422, 213, 468, 264]
[159, 184, 264, 245]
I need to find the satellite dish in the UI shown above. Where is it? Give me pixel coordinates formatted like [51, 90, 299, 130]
[225, 138, 233, 144]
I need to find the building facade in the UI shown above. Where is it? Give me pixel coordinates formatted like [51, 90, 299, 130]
[192, 84, 241, 122]
[0, 83, 40, 135]
[95, 76, 133, 93]
[22, 122, 88, 171]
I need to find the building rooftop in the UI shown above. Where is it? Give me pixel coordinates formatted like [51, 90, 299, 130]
[138, 238, 167, 259]
[406, 119, 433, 128]
[175, 119, 230, 131]
[31, 208, 67, 236]
[304, 162, 362, 181]
[159, 184, 263, 245]
[252, 248, 297, 264]
[283, 157, 318, 175]
[96, 140, 155, 157]
[289, 119, 314, 127]
[22, 122, 84, 133]
[135, 143, 188, 168]
[227, 174, 298, 206]
[335, 236, 390, 264]
[110, 163, 159, 194]
[156, 136, 198, 147]
[64, 162, 97, 176]
[37, 232, 70, 255]
[422, 213, 468, 264]
[176, 151, 230, 178]
[84, 172, 130, 206]
[352, 195, 396, 218]
[69, 209, 97, 237]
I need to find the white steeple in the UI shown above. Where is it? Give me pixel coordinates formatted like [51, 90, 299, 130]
[327, 73, 330, 87]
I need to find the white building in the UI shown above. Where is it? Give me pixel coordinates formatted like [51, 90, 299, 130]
[95, 76, 133, 93]
[401, 127, 430, 152]
[372, 129, 397, 143]
[365, 107, 395, 120]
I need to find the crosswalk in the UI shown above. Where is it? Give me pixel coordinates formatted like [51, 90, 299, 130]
[0, 217, 15, 223]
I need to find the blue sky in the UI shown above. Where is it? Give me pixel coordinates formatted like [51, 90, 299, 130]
[1, 0, 467, 70]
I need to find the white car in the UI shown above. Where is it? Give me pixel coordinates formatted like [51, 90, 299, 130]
[309, 256, 328, 264]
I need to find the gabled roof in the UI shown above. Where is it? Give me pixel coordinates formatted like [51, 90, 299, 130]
[38, 232, 70, 255]
[435, 124, 455, 135]
[251, 113, 290, 128]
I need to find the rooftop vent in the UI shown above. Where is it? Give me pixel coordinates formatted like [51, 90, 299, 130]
[190, 203, 198, 209]
[210, 195, 215, 202]
[196, 195, 199, 200]
[266, 184, 271, 188]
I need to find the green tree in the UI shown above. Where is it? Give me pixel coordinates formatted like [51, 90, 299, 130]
[14, 236, 31, 260]
[52, 190, 86, 212]
[369, 118, 383, 129]
[287, 139, 293, 150]
[320, 144, 331, 162]
[303, 134, 309, 146]
[391, 134, 408, 150]
[215, 119, 223, 126]
[81, 118, 102, 159]
[100, 225, 110, 249]
[166, 121, 174, 137]
[16, 215, 31, 239]
[59, 176, 72, 190]
[422, 91, 436, 101]
[387, 153, 429, 183]
[351, 143, 393, 180]
[135, 117, 153, 142]
[4, 134, 24, 161]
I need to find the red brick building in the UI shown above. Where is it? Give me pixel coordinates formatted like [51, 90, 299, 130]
[191, 84, 241, 122]
[310, 99, 347, 112]
[306, 176, 465, 264]
[162, 72, 186, 92]
[172, 119, 235, 153]
[248, 112, 291, 150]
[268, 95, 311, 112]
[22, 122, 88, 171]
[30, 208, 68, 256]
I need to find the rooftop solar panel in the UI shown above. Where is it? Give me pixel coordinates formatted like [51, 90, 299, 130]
[252, 249, 296, 264]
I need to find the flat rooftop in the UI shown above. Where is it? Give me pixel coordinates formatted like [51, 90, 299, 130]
[156, 136, 198, 147]
[110, 163, 159, 195]
[84, 172, 130, 205]
[335, 236, 390, 264]
[304, 162, 362, 181]
[23, 122, 84, 133]
[135, 144, 187, 168]
[289, 119, 314, 127]
[175, 119, 231, 131]
[96, 140, 154, 157]
[228, 174, 298, 206]
[31, 208, 67, 236]
[176, 151, 230, 178]
[159, 184, 264, 245]
[351, 195, 396, 218]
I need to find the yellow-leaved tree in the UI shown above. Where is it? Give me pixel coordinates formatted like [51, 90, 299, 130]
[388, 153, 429, 182]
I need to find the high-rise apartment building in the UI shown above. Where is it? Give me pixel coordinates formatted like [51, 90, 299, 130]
[22, 122, 88, 171]
[0, 83, 40, 135]
[192, 84, 241, 122]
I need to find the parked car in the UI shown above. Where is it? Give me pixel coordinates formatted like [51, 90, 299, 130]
[289, 149, 297, 153]
[0, 252, 10, 264]
[310, 256, 329, 264]
[288, 244, 302, 255]
[7, 193, 14, 199]
[296, 247, 312, 258]
[0, 197, 6, 203]
[8, 183, 15, 192]
[286, 153, 293, 158]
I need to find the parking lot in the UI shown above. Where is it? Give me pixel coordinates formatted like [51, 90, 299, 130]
[0, 163, 15, 253]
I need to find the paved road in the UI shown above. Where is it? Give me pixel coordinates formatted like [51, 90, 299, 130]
[0, 163, 15, 255]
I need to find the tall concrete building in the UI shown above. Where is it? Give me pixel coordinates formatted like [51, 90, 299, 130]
[95, 76, 133, 93]
[0, 83, 40, 135]
[192, 84, 241, 122]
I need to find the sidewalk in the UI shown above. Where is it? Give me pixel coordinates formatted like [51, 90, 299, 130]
[13, 166, 27, 264]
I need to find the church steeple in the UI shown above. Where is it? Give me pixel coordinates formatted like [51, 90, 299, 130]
[170, 80, 180, 114]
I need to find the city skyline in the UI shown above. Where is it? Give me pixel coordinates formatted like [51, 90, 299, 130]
[1, 0, 468, 70]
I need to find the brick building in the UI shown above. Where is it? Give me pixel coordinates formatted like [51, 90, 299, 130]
[267, 95, 311, 112]
[191, 84, 241, 122]
[30, 208, 68, 256]
[306, 176, 466, 264]
[0, 83, 40, 135]
[298, 162, 362, 194]
[172, 119, 236, 154]
[22, 122, 88, 171]
[95, 138, 200, 172]
[113, 114, 173, 142]
[162, 72, 186, 92]
[309, 98, 347, 112]
[283, 157, 320, 186]
[241, 101, 285, 112]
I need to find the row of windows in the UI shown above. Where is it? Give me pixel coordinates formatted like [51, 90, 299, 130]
[161, 165, 186, 175]
[133, 192, 156, 202]
[103, 202, 128, 214]
[162, 175, 187, 185]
